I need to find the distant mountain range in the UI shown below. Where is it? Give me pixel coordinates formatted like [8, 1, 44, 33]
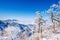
[0, 19, 36, 36]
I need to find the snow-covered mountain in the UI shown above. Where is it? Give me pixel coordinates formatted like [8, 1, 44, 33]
[0, 19, 36, 35]
[0, 19, 36, 40]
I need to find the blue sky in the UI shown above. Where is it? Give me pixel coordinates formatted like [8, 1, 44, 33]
[0, 0, 59, 20]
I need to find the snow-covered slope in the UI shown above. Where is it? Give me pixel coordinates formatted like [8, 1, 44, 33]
[0, 19, 36, 40]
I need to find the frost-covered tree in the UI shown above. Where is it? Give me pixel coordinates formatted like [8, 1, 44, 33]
[34, 11, 44, 33]
[30, 11, 45, 40]
[46, 1, 60, 32]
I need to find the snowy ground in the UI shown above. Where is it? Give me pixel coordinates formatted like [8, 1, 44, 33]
[0, 37, 23, 40]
